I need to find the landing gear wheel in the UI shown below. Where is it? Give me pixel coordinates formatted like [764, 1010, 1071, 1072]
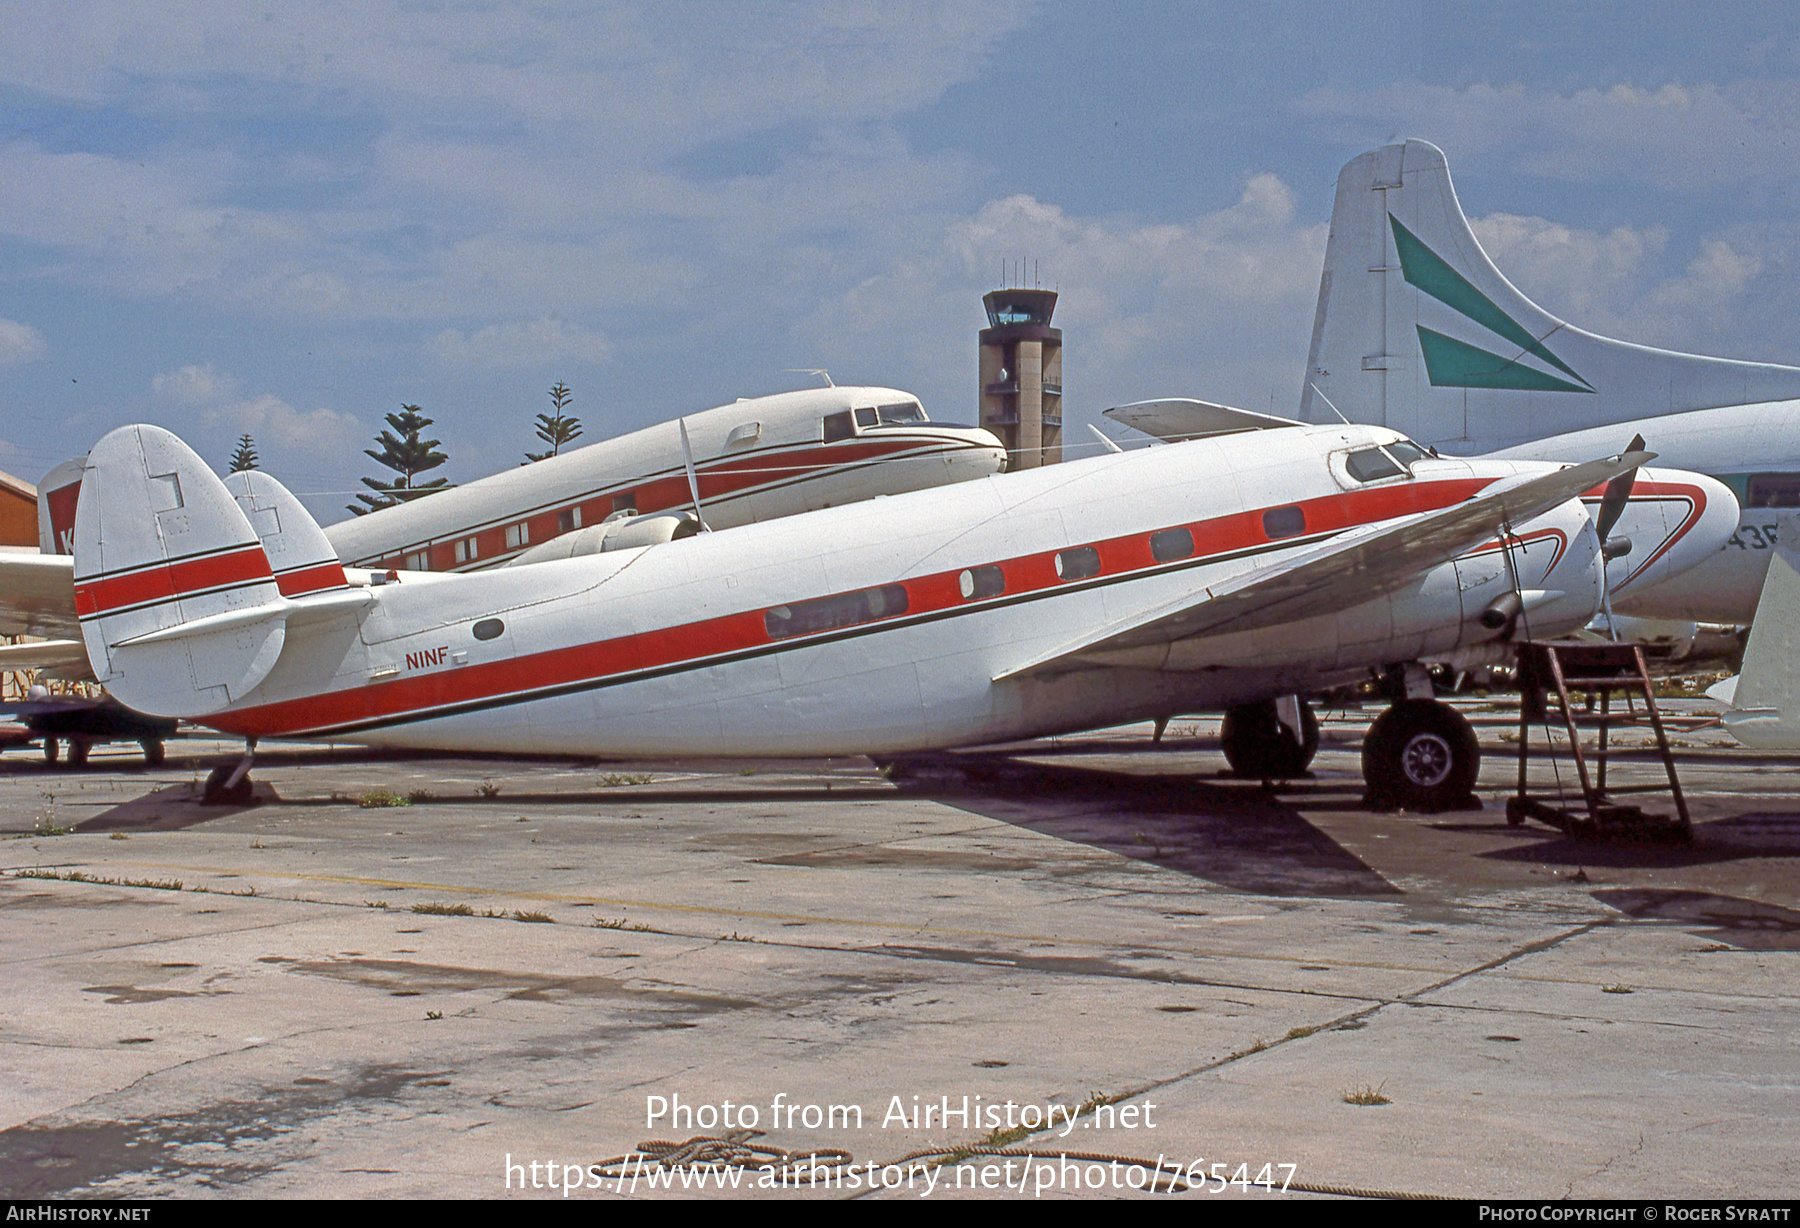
[42, 736, 58, 765]
[67, 740, 90, 769]
[1221, 700, 1319, 779]
[201, 763, 254, 806]
[140, 739, 165, 767]
[1362, 699, 1481, 812]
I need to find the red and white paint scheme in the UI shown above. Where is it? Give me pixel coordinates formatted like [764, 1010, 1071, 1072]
[322, 384, 1004, 573]
[16, 384, 1003, 675]
[73, 420, 1736, 807]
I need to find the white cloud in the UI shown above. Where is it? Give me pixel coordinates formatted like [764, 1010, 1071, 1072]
[150, 363, 361, 464]
[0, 318, 47, 366]
[791, 175, 1330, 425]
[152, 363, 240, 406]
[426, 318, 613, 370]
[1466, 212, 1771, 352]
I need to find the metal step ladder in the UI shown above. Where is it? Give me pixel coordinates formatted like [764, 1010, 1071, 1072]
[1506, 640, 1691, 842]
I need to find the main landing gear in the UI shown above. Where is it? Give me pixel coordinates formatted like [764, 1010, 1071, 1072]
[1220, 698, 1320, 780]
[1361, 698, 1481, 812]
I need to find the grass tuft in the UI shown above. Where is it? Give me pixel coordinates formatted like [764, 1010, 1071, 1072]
[597, 772, 654, 787]
[475, 781, 502, 798]
[1342, 1083, 1391, 1106]
[358, 788, 411, 809]
[411, 901, 474, 916]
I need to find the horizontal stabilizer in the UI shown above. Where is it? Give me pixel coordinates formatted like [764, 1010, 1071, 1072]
[998, 450, 1647, 680]
[1103, 399, 1302, 442]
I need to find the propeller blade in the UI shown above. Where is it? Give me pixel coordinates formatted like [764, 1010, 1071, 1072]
[1593, 433, 1647, 541]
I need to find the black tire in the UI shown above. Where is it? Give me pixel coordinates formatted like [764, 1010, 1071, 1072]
[201, 764, 253, 806]
[67, 740, 90, 769]
[1221, 699, 1320, 779]
[42, 737, 58, 765]
[1362, 699, 1480, 811]
[141, 739, 166, 766]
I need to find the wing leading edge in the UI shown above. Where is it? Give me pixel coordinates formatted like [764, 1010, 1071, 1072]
[995, 450, 1650, 681]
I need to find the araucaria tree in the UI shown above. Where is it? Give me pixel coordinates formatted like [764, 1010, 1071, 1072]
[526, 381, 583, 462]
[227, 434, 259, 473]
[351, 406, 450, 515]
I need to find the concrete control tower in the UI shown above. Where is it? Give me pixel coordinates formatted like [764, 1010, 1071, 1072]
[979, 287, 1062, 469]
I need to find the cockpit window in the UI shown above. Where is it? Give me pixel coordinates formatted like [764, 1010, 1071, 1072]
[876, 401, 926, 425]
[1345, 447, 1406, 483]
[855, 407, 878, 428]
[1386, 440, 1429, 466]
[823, 411, 855, 442]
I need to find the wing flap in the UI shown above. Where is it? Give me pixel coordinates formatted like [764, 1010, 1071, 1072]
[997, 450, 1647, 681]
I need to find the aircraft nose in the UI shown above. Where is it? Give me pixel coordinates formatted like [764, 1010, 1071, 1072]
[1603, 468, 1740, 597]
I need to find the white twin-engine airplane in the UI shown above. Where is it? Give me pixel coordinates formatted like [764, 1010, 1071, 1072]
[12, 385, 1004, 677]
[72, 419, 1734, 810]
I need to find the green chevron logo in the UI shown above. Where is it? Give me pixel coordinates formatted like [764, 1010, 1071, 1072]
[1389, 215, 1594, 394]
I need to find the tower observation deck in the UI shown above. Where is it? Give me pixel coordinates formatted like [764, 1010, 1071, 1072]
[979, 288, 1062, 469]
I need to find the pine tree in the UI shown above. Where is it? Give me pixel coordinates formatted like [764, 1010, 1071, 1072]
[350, 406, 450, 515]
[526, 381, 583, 462]
[227, 434, 259, 473]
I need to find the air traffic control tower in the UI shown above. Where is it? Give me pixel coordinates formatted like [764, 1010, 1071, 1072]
[979, 287, 1062, 469]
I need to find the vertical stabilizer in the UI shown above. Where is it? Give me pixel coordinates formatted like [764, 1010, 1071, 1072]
[1722, 514, 1800, 748]
[73, 426, 287, 716]
[1300, 140, 1800, 451]
[224, 469, 350, 596]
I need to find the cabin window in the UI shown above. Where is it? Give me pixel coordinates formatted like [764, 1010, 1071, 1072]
[404, 551, 430, 571]
[1149, 527, 1194, 563]
[1263, 505, 1306, 540]
[558, 507, 582, 533]
[505, 523, 530, 549]
[1747, 474, 1800, 508]
[1344, 447, 1406, 483]
[454, 537, 479, 564]
[855, 407, 879, 428]
[472, 618, 505, 641]
[823, 411, 855, 443]
[877, 401, 926, 425]
[765, 584, 910, 640]
[1054, 546, 1101, 582]
[958, 565, 1006, 600]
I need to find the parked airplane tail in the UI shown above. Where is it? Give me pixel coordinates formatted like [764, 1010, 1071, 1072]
[1300, 139, 1800, 452]
[1719, 511, 1800, 748]
[73, 426, 366, 719]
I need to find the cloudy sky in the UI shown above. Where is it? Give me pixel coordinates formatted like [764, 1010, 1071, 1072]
[2, 1, 1798, 521]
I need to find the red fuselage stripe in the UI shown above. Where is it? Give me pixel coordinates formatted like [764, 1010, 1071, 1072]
[210, 476, 1498, 738]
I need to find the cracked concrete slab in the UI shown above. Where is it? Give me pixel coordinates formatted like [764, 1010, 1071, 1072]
[0, 709, 1795, 1199]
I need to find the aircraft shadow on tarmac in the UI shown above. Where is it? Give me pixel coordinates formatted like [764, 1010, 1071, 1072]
[1592, 886, 1800, 953]
[1441, 810, 1800, 870]
[892, 751, 1400, 899]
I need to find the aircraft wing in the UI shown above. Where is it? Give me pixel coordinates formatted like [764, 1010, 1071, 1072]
[1102, 398, 1303, 441]
[998, 451, 1649, 680]
[0, 549, 78, 640]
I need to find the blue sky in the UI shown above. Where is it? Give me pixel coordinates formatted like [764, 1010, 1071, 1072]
[3, 1, 1798, 521]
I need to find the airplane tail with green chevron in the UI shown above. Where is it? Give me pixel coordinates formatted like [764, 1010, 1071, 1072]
[1299, 139, 1800, 453]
